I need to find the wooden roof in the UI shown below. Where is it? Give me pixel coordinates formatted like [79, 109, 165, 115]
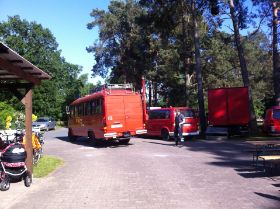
[0, 42, 51, 85]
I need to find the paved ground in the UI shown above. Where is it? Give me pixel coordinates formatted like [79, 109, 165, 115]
[0, 128, 280, 209]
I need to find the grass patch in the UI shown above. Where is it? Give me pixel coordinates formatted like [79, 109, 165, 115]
[33, 155, 64, 178]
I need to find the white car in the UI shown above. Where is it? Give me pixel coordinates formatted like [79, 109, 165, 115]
[32, 117, 56, 131]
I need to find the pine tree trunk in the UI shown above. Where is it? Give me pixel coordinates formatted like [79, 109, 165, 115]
[148, 80, 152, 107]
[272, 2, 280, 105]
[191, 0, 206, 134]
[153, 81, 158, 106]
[180, 0, 190, 107]
[229, 0, 258, 135]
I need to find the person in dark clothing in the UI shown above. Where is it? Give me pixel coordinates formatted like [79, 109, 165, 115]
[174, 109, 185, 146]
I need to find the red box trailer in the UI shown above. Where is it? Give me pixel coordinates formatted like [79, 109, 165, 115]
[207, 87, 249, 137]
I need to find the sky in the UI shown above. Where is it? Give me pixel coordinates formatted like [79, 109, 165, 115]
[0, 0, 111, 84]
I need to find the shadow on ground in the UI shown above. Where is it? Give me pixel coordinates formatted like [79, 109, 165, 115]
[55, 136, 132, 149]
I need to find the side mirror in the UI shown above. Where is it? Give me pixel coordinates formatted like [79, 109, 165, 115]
[66, 106, 70, 115]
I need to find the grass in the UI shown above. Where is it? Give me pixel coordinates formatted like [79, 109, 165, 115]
[33, 155, 64, 178]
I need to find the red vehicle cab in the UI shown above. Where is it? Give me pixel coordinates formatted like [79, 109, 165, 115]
[263, 106, 280, 136]
[145, 107, 199, 140]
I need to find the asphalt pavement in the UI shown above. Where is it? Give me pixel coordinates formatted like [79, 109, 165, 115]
[0, 128, 280, 209]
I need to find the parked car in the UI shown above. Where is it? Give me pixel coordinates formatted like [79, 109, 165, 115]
[32, 117, 56, 131]
[263, 106, 280, 136]
[145, 107, 199, 140]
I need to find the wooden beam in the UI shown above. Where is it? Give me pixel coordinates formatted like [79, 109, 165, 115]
[0, 57, 41, 85]
[21, 67, 33, 71]
[0, 83, 34, 89]
[9, 59, 23, 63]
[24, 89, 33, 173]
[0, 83, 34, 100]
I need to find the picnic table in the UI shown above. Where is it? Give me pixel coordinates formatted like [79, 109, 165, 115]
[247, 143, 280, 173]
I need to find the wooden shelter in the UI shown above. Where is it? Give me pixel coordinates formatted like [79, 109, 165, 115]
[0, 42, 51, 172]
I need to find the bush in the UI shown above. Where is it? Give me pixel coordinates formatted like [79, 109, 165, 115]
[0, 102, 15, 129]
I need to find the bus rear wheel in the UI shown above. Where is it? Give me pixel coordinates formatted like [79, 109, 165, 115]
[88, 131, 99, 146]
[161, 129, 170, 141]
[119, 138, 130, 145]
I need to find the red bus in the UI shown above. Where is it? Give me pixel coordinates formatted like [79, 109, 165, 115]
[67, 84, 147, 145]
[145, 107, 199, 140]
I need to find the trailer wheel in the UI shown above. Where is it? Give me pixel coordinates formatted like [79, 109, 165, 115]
[161, 129, 170, 141]
[0, 174, 10, 191]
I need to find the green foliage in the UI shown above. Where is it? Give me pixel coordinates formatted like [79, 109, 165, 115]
[0, 102, 15, 129]
[0, 16, 86, 121]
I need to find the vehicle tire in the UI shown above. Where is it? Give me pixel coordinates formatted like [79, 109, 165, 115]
[0, 174, 10, 191]
[119, 138, 130, 144]
[68, 129, 77, 142]
[161, 129, 170, 141]
[24, 171, 32, 187]
[88, 131, 99, 146]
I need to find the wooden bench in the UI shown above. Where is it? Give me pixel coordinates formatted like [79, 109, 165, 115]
[252, 144, 280, 173]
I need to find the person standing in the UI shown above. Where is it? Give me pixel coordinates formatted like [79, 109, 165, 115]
[174, 109, 185, 146]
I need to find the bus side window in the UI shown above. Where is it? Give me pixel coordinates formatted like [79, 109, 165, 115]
[91, 100, 96, 115]
[75, 105, 78, 116]
[70, 106, 74, 117]
[96, 99, 103, 114]
[78, 104, 84, 116]
[85, 102, 91, 116]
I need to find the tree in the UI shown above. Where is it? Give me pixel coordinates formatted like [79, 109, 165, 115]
[0, 16, 84, 121]
[87, 0, 148, 90]
[191, 0, 206, 134]
[227, 0, 258, 134]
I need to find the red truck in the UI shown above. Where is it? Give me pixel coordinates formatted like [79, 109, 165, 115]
[206, 87, 250, 137]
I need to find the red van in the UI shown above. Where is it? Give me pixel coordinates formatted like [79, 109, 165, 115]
[145, 107, 199, 140]
[263, 106, 280, 136]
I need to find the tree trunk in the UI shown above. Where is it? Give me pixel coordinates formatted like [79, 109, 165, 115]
[148, 80, 152, 107]
[229, 0, 258, 135]
[153, 81, 158, 106]
[180, 0, 192, 106]
[191, 0, 206, 134]
[272, 2, 280, 105]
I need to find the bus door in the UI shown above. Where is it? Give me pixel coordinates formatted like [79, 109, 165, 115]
[106, 96, 126, 134]
[106, 95, 143, 136]
[123, 95, 143, 134]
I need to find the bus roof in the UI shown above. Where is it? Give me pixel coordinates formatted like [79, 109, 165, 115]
[70, 84, 139, 106]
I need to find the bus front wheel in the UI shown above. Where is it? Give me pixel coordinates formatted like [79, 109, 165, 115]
[68, 129, 77, 142]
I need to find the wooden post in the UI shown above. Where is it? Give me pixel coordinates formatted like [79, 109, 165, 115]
[24, 89, 33, 173]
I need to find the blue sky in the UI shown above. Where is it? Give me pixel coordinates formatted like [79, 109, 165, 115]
[0, 0, 111, 84]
